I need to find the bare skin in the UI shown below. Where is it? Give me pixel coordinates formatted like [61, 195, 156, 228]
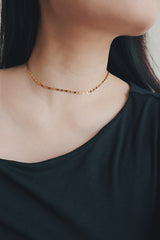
[0, 65, 130, 163]
[0, 0, 159, 163]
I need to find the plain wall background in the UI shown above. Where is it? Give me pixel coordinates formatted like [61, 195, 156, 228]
[146, 13, 160, 80]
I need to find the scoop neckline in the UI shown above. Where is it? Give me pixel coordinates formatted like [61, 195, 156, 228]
[0, 80, 136, 169]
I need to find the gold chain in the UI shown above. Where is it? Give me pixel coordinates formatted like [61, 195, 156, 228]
[26, 62, 109, 95]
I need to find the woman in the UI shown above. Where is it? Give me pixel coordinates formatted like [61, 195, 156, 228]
[0, 0, 160, 239]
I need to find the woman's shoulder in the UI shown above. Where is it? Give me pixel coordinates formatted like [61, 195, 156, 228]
[130, 81, 160, 97]
[128, 81, 160, 126]
[129, 81, 160, 105]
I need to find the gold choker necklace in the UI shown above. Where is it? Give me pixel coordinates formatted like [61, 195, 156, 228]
[26, 62, 109, 95]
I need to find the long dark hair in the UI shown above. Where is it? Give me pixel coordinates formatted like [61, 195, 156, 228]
[0, 0, 160, 92]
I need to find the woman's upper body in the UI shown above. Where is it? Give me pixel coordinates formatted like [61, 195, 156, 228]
[0, 67, 160, 239]
[0, 0, 160, 239]
[0, 0, 159, 165]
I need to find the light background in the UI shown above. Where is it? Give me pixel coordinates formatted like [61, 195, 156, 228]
[147, 13, 160, 80]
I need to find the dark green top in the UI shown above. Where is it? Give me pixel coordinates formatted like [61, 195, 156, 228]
[0, 80, 160, 240]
